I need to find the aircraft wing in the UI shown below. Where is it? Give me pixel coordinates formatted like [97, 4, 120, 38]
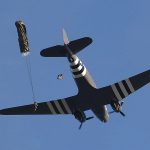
[97, 70, 150, 104]
[0, 96, 78, 115]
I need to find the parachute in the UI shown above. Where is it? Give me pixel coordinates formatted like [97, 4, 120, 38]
[15, 21, 29, 56]
[15, 20, 37, 108]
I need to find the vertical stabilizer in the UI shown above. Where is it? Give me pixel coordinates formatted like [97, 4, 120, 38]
[63, 28, 69, 45]
[40, 29, 93, 57]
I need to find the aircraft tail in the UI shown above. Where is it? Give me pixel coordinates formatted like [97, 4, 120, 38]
[40, 29, 92, 57]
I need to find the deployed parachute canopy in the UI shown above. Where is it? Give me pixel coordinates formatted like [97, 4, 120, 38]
[15, 20, 29, 56]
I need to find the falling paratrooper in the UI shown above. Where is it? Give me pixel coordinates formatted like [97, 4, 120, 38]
[57, 74, 64, 80]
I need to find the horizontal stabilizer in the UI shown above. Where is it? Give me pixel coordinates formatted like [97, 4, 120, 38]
[40, 45, 66, 57]
[40, 37, 92, 57]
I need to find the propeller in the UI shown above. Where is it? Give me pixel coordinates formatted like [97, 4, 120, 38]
[109, 101, 125, 117]
[79, 122, 83, 130]
[109, 110, 125, 117]
[120, 111, 125, 117]
[86, 116, 94, 120]
[78, 116, 94, 130]
[119, 101, 126, 116]
[120, 101, 124, 106]
[109, 110, 115, 114]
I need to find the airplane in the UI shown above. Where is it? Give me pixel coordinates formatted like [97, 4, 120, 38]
[0, 28, 150, 129]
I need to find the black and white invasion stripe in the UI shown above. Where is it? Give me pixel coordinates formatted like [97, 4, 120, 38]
[111, 78, 135, 101]
[70, 57, 86, 78]
[46, 99, 72, 114]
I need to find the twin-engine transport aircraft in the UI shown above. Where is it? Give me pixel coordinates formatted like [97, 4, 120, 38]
[1, 29, 150, 129]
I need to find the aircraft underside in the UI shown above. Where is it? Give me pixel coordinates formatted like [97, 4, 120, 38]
[0, 22, 150, 129]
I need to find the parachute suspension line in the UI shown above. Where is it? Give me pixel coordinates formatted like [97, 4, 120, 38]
[24, 54, 36, 103]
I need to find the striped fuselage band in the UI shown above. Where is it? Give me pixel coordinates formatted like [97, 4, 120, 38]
[70, 57, 87, 78]
[46, 99, 72, 114]
[111, 78, 135, 101]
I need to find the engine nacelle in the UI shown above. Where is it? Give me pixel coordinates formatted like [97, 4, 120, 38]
[74, 110, 86, 123]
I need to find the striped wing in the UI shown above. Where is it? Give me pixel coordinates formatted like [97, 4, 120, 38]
[109, 70, 150, 102]
[0, 96, 77, 115]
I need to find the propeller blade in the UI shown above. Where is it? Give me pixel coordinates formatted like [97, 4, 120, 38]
[120, 111, 126, 117]
[121, 101, 124, 106]
[78, 117, 94, 129]
[79, 122, 83, 130]
[109, 111, 115, 114]
[63, 28, 69, 45]
[86, 116, 94, 120]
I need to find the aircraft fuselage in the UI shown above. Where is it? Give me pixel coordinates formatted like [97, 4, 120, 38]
[67, 53, 109, 122]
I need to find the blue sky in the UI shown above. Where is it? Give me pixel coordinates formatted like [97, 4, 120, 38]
[0, 0, 150, 149]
